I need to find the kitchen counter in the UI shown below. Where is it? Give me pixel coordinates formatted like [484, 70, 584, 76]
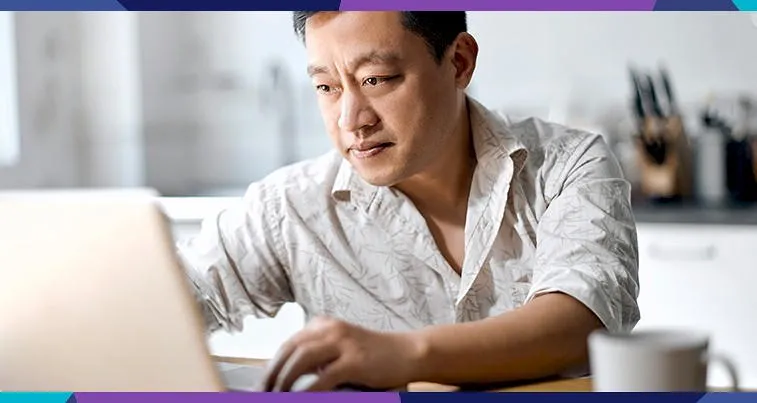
[157, 197, 757, 227]
[632, 202, 757, 226]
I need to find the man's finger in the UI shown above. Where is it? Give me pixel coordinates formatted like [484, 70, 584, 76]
[260, 320, 335, 391]
[260, 340, 297, 391]
[274, 341, 340, 392]
[303, 358, 352, 391]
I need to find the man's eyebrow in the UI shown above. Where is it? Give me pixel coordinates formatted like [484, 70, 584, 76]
[307, 51, 402, 77]
[350, 51, 402, 70]
[307, 64, 329, 77]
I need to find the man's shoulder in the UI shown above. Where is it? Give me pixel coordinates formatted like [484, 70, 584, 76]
[264, 149, 343, 187]
[501, 115, 608, 162]
[495, 114, 614, 175]
[490, 112, 621, 198]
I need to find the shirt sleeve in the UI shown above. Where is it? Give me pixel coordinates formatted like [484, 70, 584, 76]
[527, 131, 641, 333]
[175, 181, 294, 334]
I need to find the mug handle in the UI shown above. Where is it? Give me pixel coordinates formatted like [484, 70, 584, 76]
[703, 352, 740, 392]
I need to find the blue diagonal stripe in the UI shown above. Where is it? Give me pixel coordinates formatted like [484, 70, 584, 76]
[731, 0, 757, 9]
[0, 393, 74, 403]
[114, 0, 339, 10]
[0, 0, 124, 10]
[399, 392, 708, 403]
[697, 392, 757, 403]
[653, 0, 739, 9]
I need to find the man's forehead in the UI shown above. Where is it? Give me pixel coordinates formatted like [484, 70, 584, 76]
[305, 11, 403, 32]
[304, 12, 415, 75]
[304, 11, 409, 47]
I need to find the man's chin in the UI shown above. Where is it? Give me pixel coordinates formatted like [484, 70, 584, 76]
[355, 169, 400, 188]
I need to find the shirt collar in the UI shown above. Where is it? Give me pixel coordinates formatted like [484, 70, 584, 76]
[331, 96, 529, 211]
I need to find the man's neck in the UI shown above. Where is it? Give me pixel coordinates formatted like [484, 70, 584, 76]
[395, 100, 475, 222]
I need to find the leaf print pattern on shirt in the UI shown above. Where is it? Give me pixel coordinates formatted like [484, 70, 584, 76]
[176, 97, 640, 335]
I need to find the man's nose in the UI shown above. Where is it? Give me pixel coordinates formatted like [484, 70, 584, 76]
[337, 89, 378, 133]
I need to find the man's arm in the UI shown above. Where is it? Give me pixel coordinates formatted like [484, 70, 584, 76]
[259, 292, 600, 391]
[409, 132, 640, 384]
[405, 292, 601, 385]
[177, 180, 294, 333]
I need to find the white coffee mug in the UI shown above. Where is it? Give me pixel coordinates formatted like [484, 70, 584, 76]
[588, 329, 740, 392]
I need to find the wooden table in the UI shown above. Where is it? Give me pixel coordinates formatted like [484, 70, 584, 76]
[407, 378, 592, 392]
[212, 355, 593, 392]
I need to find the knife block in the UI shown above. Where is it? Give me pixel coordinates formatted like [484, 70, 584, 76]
[635, 115, 692, 201]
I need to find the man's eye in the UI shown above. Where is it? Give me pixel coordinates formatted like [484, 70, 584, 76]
[363, 76, 398, 87]
[315, 84, 331, 93]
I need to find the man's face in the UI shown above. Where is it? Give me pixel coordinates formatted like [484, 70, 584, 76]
[304, 12, 470, 187]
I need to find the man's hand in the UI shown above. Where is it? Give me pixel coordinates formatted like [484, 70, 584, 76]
[257, 293, 603, 391]
[258, 316, 424, 391]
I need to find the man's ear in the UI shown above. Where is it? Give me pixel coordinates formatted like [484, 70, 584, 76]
[450, 32, 479, 89]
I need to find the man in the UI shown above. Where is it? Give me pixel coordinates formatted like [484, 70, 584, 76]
[178, 11, 639, 392]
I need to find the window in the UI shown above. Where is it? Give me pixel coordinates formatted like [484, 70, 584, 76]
[0, 12, 18, 166]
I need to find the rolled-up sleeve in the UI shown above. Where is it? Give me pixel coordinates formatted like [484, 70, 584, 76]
[176, 181, 294, 334]
[527, 132, 640, 333]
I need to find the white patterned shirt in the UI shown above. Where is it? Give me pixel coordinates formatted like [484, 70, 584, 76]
[177, 97, 640, 336]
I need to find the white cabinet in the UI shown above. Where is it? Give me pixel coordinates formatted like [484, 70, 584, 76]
[635, 223, 757, 389]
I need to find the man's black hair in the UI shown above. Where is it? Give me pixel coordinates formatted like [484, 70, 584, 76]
[292, 11, 467, 63]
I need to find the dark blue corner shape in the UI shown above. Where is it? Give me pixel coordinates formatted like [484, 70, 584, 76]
[0, 0, 125, 10]
[653, 0, 738, 10]
[399, 392, 708, 403]
[699, 394, 757, 403]
[114, 0, 339, 10]
[65, 393, 78, 403]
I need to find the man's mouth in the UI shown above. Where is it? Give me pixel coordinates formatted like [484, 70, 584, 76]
[349, 142, 394, 159]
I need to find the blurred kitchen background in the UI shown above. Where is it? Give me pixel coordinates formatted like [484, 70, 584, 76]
[2, 11, 757, 388]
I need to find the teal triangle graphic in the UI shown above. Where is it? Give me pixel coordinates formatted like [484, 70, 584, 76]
[732, 0, 757, 10]
[0, 393, 73, 403]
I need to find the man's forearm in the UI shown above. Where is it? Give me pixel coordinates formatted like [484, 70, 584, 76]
[403, 292, 604, 385]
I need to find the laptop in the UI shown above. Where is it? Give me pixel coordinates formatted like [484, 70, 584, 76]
[0, 189, 266, 392]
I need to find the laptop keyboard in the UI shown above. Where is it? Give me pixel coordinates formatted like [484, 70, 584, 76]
[215, 362, 393, 392]
[216, 362, 267, 392]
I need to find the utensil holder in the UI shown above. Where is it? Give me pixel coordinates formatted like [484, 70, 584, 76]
[635, 115, 692, 202]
